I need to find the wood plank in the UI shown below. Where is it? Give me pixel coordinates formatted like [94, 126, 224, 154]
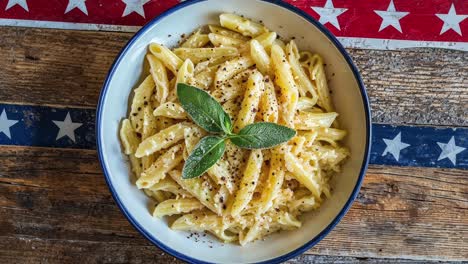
[1, 239, 460, 264]
[0, 146, 466, 261]
[307, 165, 468, 260]
[0, 237, 181, 264]
[288, 255, 462, 264]
[348, 48, 468, 127]
[0, 27, 467, 126]
[0, 27, 127, 108]
[2, 239, 458, 264]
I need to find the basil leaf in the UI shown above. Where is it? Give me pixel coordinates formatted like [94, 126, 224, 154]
[182, 136, 226, 179]
[177, 83, 232, 134]
[230, 122, 296, 149]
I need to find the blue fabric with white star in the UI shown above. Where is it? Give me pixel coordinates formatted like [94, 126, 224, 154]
[0, 103, 466, 169]
[372, 124, 466, 169]
[0, 104, 95, 150]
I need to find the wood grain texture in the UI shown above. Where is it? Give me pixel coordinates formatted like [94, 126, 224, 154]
[288, 255, 464, 264]
[307, 165, 468, 261]
[0, 27, 466, 126]
[0, 27, 126, 108]
[0, 146, 466, 262]
[3, 239, 461, 264]
[348, 48, 468, 127]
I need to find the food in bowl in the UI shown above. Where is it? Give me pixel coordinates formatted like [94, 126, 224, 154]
[119, 13, 349, 246]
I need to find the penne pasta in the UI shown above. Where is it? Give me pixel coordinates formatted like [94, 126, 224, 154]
[273, 39, 286, 50]
[300, 131, 319, 148]
[166, 77, 178, 103]
[222, 98, 241, 118]
[209, 24, 250, 41]
[193, 65, 218, 90]
[284, 151, 322, 199]
[271, 44, 299, 128]
[136, 144, 184, 189]
[239, 220, 261, 246]
[250, 40, 271, 76]
[308, 54, 334, 112]
[135, 122, 190, 158]
[142, 105, 158, 139]
[153, 102, 187, 119]
[315, 127, 347, 146]
[238, 31, 278, 55]
[130, 75, 155, 133]
[149, 177, 192, 198]
[214, 56, 255, 85]
[172, 210, 238, 242]
[120, 13, 350, 246]
[174, 47, 239, 64]
[220, 13, 268, 37]
[296, 97, 319, 111]
[253, 32, 277, 50]
[234, 70, 264, 132]
[153, 198, 204, 217]
[183, 125, 205, 153]
[129, 154, 143, 179]
[175, 59, 195, 89]
[149, 43, 183, 75]
[207, 159, 234, 193]
[147, 54, 169, 104]
[168, 170, 223, 215]
[212, 69, 253, 103]
[258, 76, 279, 123]
[208, 33, 244, 47]
[257, 149, 285, 215]
[294, 112, 338, 130]
[287, 41, 319, 103]
[181, 28, 210, 48]
[145, 189, 170, 203]
[194, 56, 230, 74]
[290, 136, 306, 156]
[231, 150, 263, 217]
[120, 119, 140, 155]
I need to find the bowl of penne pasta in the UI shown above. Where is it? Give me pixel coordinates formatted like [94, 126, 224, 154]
[97, 0, 371, 263]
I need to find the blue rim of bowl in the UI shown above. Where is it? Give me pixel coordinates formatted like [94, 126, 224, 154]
[96, 0, 372, 263]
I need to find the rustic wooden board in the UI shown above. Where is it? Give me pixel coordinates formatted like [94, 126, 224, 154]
[0, 27, 466, 126]
[2, 239, 461, 264]
[0, 146, 466, 262]
[309, 165, 467, 260]
[1, 238, 462, 264]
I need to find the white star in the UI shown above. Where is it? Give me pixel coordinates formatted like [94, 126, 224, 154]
[382, 132, 410, 161]
[0, 109, 19, 139]
[437, 136, 466, 165]
[121, 0, 150, 18]
[65, 0, 88, 15]
[374, 0, 409, 33]
[436, 4, 467, 36]
[5, 0, 29, 12]
[52, 112, 82, 142]
[311, 0, 348, 30]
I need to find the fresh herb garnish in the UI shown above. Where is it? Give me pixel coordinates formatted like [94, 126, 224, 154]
[183, 136, 226, 179]
[229, 122, 296, 149]
[177, 83, 296, 179]
[177, 83, 232, 134]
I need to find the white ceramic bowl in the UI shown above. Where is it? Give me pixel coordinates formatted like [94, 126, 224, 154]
[97, 0, 371, 263]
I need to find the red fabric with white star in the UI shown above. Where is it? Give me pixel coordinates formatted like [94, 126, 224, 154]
[0, 0, 467, 44]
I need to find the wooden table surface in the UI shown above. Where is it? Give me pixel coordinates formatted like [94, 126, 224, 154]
[0, 6, 467, 264]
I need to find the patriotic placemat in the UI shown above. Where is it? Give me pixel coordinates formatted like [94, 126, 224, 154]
[0, 0, 467, 51]
[1, 104, 467, 169]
